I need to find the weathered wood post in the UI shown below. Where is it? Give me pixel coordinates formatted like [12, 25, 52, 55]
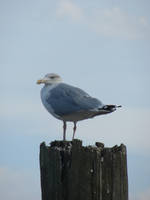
[40, 139, 128, 200]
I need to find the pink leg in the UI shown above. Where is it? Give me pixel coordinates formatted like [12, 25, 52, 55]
[63, 121, 67, 141]
[72, 122, 77, 140]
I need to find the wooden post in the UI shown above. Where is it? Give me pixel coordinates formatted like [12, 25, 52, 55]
[40, 139, 128, 200]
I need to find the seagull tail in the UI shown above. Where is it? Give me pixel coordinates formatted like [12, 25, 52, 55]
[103, 104, 122, 112]
[91, 104, 122, 118]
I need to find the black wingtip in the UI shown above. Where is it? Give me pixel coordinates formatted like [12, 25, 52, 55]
[117, 105, 122, 108]
[103, 104, 122, 112]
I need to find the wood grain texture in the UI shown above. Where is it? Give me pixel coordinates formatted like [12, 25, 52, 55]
[40, 140, 128, 200]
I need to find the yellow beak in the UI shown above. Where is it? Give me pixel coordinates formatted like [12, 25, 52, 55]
[36, 79, 45, 84]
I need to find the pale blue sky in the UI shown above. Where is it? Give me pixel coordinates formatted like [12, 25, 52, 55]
[1, 0, 150, 200]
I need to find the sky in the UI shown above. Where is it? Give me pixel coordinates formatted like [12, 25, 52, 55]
[0, 0, 150, 199]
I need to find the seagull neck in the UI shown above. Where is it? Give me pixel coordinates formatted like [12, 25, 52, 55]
[44, 83, 60, 88]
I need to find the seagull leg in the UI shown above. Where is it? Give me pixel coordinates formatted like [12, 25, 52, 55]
[72, 122, 77, 140]
[63, 121, 67, 141]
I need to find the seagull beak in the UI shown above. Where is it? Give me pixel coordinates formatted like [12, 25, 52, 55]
[36, 79, 46, 84]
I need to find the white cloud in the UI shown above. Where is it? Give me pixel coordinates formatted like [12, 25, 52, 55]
[0, 167, 40, 200]
[78, 107, 150, 155]
[56, 0, 84, 21]
[1, 96, 150, 154]
[89, 7, 150, 39]
[56, 0, 150, 39]
[138, 189, 150, 200]
[1, 93, 150, 154]
[131, 188, 150, 200]
[0, 98, 61, 137]
[139, 16, 149, 27]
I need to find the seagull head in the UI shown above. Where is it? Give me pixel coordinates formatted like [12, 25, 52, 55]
[37, 73, 62, 85]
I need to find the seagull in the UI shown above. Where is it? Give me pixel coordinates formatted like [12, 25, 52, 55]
[37, 73, 121, 141]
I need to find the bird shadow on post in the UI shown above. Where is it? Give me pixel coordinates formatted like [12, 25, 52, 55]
[40, 139, 128, 200]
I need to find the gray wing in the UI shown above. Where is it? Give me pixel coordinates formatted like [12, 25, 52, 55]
[46, 83, 103, 116]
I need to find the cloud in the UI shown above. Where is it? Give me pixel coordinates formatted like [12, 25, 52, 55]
[89, 7, 150, 39]
[1, 95, 150, 155]
[139, 16, 149, 27]
[78, 107, 150, 155]
[0, 98, 61, 137]
[0, 167, 40, 200]
[56, 0, 84, 21]
[56, 0, 150, 39]
[138, 188, 150, 200]
[130, 188, 150, 200]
